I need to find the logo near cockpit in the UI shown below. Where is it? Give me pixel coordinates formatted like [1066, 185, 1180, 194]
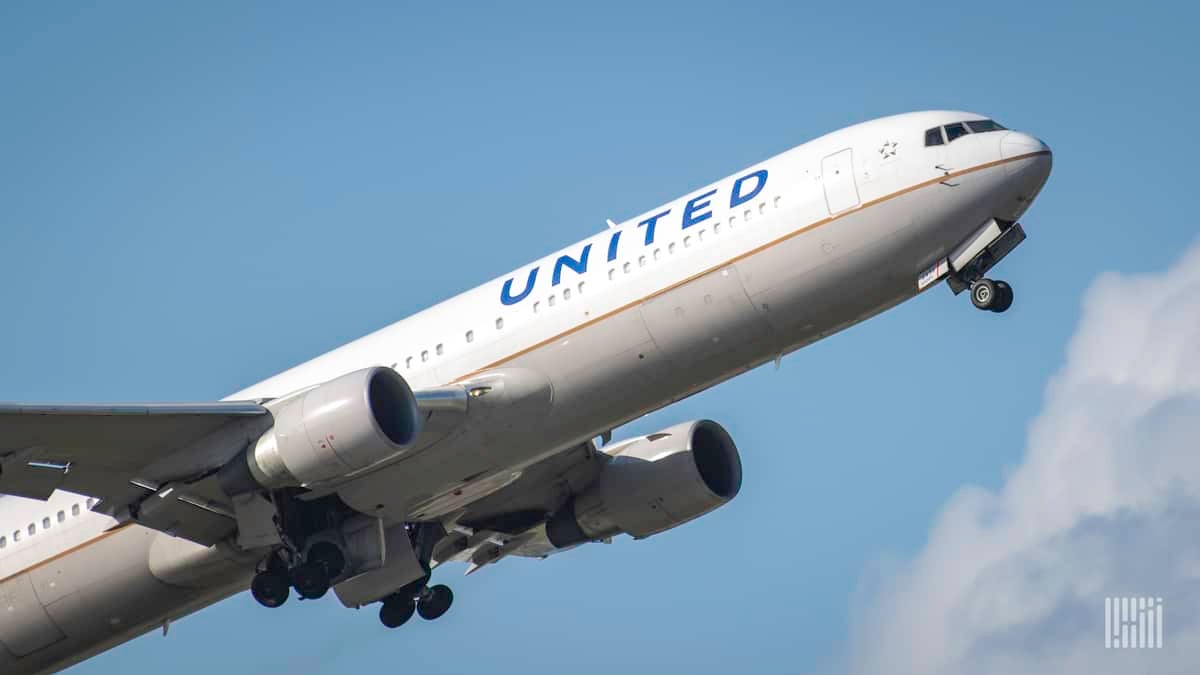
[500, 169, 769, 306]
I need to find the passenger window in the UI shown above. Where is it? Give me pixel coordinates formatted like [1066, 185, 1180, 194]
[608, 269, 615, 280]
[12, 531, 19, 542]
[699, 229, 706, 242]
[495, 317, 504, 330]
[435, 344, 444, 356]
[638, 255, 646, 267]
[577, 281, 585, 294]
[28, 524, 35, 536]
[72, 504, 80, 516]
[653, 248, 661, 260]
[684, 236, 692, 248]
[563, 288, 572, 301]
[533, 300, 540, 313]
[405, 356, 413, 369]
[668, 242, 676, 254]
[924, 127, 944, 146]
[87, 498, 95, 508]
[42, 517, 50, 529]
[0, 536, 6, 549]
[421, 350, 429, 363]
[623, 262, 631, 274]
[548, 294, 556, 307]
[944, 123, 969, 143]
[774, 196, 781, 209]
[465, 330, 474, 343]
[57, 511, 65, 523]
[714, 223, 722, 235]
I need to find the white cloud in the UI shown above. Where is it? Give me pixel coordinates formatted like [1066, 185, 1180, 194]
[847, 243, 1200, 675]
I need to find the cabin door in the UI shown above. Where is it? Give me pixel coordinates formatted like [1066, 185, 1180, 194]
[821, 148, 861, 214]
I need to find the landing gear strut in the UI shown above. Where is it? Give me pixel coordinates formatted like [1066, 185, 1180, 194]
[970, 278, 1013, 313]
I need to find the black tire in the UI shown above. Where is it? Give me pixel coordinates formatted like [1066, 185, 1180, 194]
[251, 572, 290, 608]
[290, 562, 330, 600]
[971, 279, 997, 311]
[991, 281, 1013, 313]
[380, 598, 416, 628]
[307, 541, 347, 579]
[417, 584, 454, 621]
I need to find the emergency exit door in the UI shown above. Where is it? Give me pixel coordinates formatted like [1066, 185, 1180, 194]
[821, 148, 860, 214]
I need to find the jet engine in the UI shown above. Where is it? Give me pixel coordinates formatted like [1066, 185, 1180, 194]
[221, 367, 421, 492]
[545, 419, 742, 548]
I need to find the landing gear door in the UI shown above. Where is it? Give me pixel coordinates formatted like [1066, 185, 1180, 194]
[821, 148, 860, 215]
[333, 523, 424, 609]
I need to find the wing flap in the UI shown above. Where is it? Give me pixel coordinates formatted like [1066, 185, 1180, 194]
[130, 484, 237, 546]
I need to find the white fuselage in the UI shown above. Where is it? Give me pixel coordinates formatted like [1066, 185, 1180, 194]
[0, 110, 1051, 673]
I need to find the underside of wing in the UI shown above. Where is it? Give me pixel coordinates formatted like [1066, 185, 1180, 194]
[0, 401, 272, 545]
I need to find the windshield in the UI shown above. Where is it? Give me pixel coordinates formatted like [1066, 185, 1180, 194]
[924, 119, 1008, 146]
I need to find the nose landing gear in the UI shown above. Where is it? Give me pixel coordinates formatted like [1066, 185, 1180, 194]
[970, 279, 1013, 313]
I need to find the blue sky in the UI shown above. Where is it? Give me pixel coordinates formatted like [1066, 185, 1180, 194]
[1, 2, 1196, 673]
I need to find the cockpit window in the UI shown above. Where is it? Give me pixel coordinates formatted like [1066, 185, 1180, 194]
[965, 119, 1007, 133]
[927, 119, 1008, 148]
[944, 122, 969, 143]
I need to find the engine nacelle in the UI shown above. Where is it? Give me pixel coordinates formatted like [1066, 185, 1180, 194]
[222, 367, 421, 491]
[546, 420, 742, 548]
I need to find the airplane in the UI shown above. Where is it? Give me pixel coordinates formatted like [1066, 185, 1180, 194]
[0, 110, 1051, 673]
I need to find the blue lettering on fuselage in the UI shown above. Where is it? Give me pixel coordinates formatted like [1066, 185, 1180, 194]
[552, 244, 591, 286]
[498, 168, 768, 305]
[730, 169, 767, 208]
[637, 209, 670, 246]
[500, 267, 538, 305]
[682, 188, 717, 229]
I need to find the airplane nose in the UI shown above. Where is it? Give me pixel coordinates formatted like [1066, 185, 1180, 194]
[997, 131, 1052, 218]
[1000, 131, 1051, 159]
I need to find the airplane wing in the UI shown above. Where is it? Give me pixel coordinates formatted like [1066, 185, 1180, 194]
[0, 402, 273, 545]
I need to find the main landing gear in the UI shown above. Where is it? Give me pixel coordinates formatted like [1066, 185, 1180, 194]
[250, 541, 348, 607]
[249, 514, 455, 630]
[379, 583, 454, 628]
[250, 553, 456, 626]
[969, 278, 1013, 313]
[250, 553, 292, 608]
